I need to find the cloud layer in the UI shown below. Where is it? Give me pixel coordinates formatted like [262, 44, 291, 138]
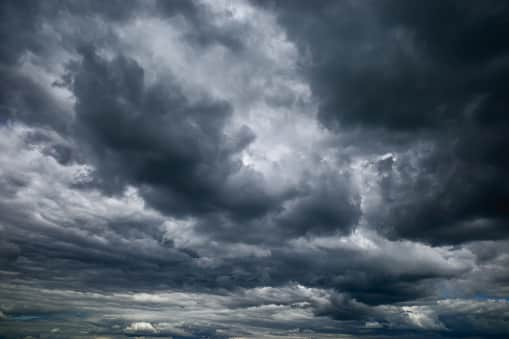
[1, 0, 508, 338]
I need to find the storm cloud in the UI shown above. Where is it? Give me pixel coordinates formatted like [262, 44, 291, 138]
[1, 1, 508, 338]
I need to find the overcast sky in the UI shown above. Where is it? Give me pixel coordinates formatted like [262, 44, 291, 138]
[1, 1, 509, 338]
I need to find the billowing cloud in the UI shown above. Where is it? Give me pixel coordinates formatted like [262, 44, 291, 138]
[261, 0, 509, 246]
[124, 321, 158, 335]
[0, 0, 508, 338]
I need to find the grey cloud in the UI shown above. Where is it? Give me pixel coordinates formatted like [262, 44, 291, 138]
[260, 0, 509, 246]
[1, 1, 509, 338]
[366, 147, 509, 245]
[69, 46, 283, 222]
[0, 67, 72, 133]
[265, 0, 509, 131]
[276, 173, 361, 237]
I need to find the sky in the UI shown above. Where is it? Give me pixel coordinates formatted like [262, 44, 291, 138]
[1, 0, 509, 338]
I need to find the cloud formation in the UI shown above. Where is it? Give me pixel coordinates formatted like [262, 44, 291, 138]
[1, 0, 508, 338]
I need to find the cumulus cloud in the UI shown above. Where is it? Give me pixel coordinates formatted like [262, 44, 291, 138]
[263, 0, 509, 245]
[0, 0, 508, 338]
[125, 321, 158, 334]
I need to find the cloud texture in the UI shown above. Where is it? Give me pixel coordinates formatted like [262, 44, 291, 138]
[1, 1, 508, 338]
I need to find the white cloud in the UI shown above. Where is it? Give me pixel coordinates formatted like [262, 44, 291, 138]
[125, 321, 158, 334]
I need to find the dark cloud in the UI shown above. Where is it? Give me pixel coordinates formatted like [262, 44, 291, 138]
[275, 173, 360, 237]
[0, 67, 71, 132]
[368, 148, 509, 245]
[0, 0, 42, 65]
[261, 0, 509, 245]
[1, 0, 509, 338]
[264, 0, 509, 130]
[69, 46, 281, 222]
